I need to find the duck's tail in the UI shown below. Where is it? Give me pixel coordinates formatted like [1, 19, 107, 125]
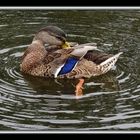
[97, 52, 123, 75]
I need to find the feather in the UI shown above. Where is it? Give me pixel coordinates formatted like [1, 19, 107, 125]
[71, 45, 100, 59]
[56, 57, 79, 77]
[84, 51, 113, 64]
[99, 52, 123, 74]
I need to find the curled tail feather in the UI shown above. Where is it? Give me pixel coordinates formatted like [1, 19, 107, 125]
[98, 52, 123, 74]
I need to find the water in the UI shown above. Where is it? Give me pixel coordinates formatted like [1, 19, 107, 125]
[0, 10, 140, 131]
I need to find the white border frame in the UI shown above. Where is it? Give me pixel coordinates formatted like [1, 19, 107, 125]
[0, 6, 140, 10]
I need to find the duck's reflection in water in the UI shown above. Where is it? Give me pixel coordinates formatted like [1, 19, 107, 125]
[22, 71, 120, 98]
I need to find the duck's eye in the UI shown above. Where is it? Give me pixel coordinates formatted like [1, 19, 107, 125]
[55, 36, 65, 42]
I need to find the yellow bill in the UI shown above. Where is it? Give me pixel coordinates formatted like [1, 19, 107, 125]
[61, 41, 71, 49]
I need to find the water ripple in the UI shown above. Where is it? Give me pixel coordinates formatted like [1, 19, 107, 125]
[0, 38, 139, 130]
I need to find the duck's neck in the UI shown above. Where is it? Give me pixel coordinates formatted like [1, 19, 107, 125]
[30, 39, 47, 51]
[32, 39, 44, 46]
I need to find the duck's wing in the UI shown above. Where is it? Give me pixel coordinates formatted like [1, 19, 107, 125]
[73, 43, 113, 64]
[73, 42, 97, 47]
[84, 50, 113, 64]
[45, 45, 99, 78]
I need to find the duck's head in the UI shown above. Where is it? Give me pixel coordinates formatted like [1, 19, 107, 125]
[33, 26, 71, 49]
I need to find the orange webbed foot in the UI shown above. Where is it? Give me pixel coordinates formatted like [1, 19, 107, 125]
[75, 78, 84, 98]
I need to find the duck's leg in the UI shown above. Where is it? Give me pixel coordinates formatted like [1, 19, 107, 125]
[75, 78, 85, 97]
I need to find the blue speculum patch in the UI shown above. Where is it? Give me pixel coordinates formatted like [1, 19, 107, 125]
[58, 57, 79, 76]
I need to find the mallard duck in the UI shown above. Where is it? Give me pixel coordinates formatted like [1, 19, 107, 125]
[20, 26, 122, 96]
